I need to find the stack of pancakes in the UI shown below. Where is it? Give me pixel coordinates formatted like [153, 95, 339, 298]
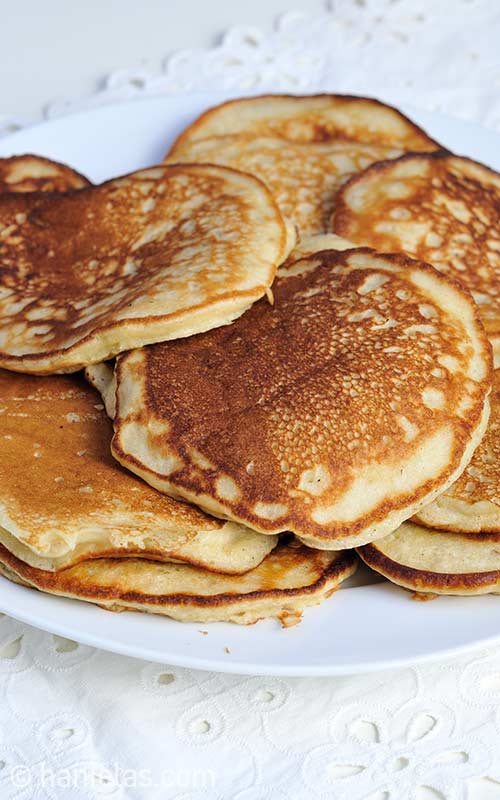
[0, 94, 499, 627]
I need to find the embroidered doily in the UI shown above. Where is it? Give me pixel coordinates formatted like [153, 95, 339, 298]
[2, 1, 500, 137]
[2, 4, 500, 798]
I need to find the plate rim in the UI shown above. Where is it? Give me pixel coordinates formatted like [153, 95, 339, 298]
[0, 90, 500, 676]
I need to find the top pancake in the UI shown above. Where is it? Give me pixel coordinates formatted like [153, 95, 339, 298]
[166, 95, 440, 237]
[0, 163, 290, 374]
[415, 368, 500, 533]
[0, 369, 277, 573]
[112, 242, 492, 550]
[170, 94, 440, 150]
[332, 153, 500, 360]
[0, 154, 90, 193]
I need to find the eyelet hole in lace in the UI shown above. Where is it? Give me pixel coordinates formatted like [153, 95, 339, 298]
[327, 764, 365, 778]
[254, 689, 274, 703]
[480, 671, 500, 692]
[0, 761, 6, 770]
[190, 719, 210, 735]
[416, 787, 445, 800]
[434, 751, 468, 765]
[52, 635, 78, 653]
[407, 713, 437, 742]
[392, 756, 409, 771]
[158, 673, 175, 686]
[350, 719, 380, 743]
[0, 636, 22, 659]
[52, 728, 74, 741]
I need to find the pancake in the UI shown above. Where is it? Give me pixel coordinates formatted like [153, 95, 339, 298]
[170, 94, 440, 151]
[332, 153, 500, 361]
[358, 521, 500, 596]
[0, 539, 358, 625]
[0, 154, 90, 193]
[84, 362, 116, 418]
[112, 242, 492, 550]
[0, 163, 290, 374]
[166, 135, 402, 236]
[284, 234, 357, 263]
[167, 95, 440, 237]
[0, 369, 277, 573]
[415, 369, 500, 532]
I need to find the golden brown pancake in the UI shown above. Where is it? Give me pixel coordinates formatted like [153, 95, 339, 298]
[415, 369, 500, 532]
[358, 521, 500, 596]
[166, 135, 402, 236]
[333, 153, 500, 360]
[0, 539, 358, 625]
[0, 369, 277, 572]
[167, 94, 440, 237]
[0, 164, 290, 374]
[0, 154, 90, 193]
[112, 242, 492, 550]
[170, 94, 440, 151]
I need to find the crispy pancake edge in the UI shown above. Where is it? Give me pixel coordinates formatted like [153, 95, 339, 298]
[357, 526, 500, 595]
[0, 541, 358, 624]
[168, 93, 442, 154]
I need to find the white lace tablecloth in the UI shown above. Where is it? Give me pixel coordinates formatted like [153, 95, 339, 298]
[2, 3, 500, 798]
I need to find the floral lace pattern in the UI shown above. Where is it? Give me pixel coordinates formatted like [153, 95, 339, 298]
[1, 616, 500, 798]
[1, 4, 500, 796]
[1, 1, 500, 137]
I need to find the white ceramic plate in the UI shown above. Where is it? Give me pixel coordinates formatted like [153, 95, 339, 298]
[0, 91, 499, 677]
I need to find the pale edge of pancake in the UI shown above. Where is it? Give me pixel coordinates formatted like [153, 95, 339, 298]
[0, 523, 278, 575]
[0, 545, 358, 625]
[357, 522, 500, 596]
[415, 494, 500, 534]
[84, 362, 116, 418]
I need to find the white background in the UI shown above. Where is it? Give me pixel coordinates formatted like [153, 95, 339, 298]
[1, 0, 325, 119]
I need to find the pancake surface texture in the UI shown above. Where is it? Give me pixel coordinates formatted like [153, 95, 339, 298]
[333, 153, 500, 358]
[167, 136, 402, 236]
[358, 521, 500, 595]
[0, 154, 90, 193]
[167, 94, 440, 236]
[0, 164, 289, 373]
[0, 370, 277, 572]
[415, 369, 500, 532]
[0, 540, 357, 624]
[112, 243, 492, 549]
